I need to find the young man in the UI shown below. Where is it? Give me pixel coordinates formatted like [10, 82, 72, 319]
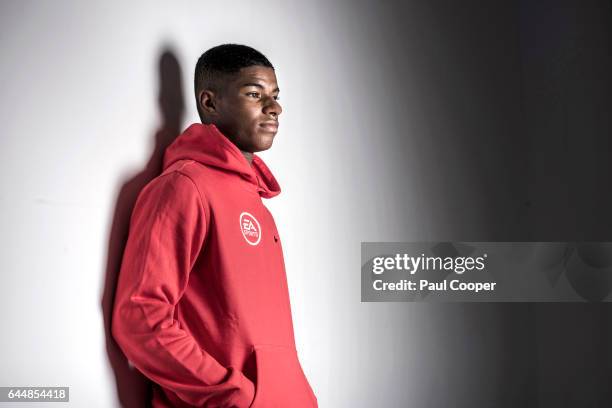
[112, 44, 318, 408]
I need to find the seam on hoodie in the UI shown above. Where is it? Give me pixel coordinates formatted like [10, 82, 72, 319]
[131, 171, 176, 298]
[173, 169, 213, 272]
[176, 161, 210, 201]
[171, 161, 211, 230]
[174, 171, 206, 218]
[131, 170, 200, 302]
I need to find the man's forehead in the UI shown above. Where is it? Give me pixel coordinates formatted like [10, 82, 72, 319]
[233, 66, 278, 86]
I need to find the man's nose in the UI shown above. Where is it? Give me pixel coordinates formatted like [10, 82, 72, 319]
[263, 97, 282, 118]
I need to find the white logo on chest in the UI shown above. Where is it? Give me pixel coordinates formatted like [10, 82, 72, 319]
[239, 212, 261, 245]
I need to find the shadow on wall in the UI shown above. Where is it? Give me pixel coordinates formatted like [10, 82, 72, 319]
[100, 47, 186, 408]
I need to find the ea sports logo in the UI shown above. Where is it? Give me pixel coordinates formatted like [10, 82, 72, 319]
[239, 212, 261, 245]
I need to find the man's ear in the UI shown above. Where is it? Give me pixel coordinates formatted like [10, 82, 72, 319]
[198, 90, 218, 116]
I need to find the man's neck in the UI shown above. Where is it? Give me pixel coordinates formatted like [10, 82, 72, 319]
[241, 151, 253, 165]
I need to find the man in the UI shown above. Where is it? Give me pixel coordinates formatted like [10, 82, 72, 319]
[112, 44, 318, 408]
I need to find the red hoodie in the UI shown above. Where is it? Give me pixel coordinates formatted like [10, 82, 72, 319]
[111, 123, 318, 408]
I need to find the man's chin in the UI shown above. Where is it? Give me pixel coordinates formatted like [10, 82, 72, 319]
[253, 133, 276, 152]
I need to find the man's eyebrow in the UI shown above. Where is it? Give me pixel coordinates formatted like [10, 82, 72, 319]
[240, 82, 280, 92]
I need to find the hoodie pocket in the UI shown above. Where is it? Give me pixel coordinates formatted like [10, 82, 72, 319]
[248, 344, 317, 408]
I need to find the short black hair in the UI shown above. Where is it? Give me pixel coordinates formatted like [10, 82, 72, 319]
[194, 44, 274, 121]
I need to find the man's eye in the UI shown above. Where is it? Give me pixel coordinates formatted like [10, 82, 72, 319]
[247, 92, 260, 98]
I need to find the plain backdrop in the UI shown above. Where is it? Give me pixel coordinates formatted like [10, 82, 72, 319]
[1, 1, 611, 407]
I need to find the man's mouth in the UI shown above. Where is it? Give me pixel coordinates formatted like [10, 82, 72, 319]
[259, 121, 279, 132]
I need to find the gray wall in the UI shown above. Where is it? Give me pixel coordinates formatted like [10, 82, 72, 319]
[353, 1, 612, 407]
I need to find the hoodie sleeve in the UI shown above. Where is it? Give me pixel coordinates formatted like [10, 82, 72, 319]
[111, 171, 255, 407]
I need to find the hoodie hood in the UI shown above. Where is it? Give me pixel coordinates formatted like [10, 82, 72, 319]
[163, 123, 281, 199]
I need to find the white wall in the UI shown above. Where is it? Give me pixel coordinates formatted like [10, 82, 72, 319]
[1, 1, 406, 406]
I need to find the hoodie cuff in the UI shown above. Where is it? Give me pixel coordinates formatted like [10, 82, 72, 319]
[227, 367, 256, 408]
